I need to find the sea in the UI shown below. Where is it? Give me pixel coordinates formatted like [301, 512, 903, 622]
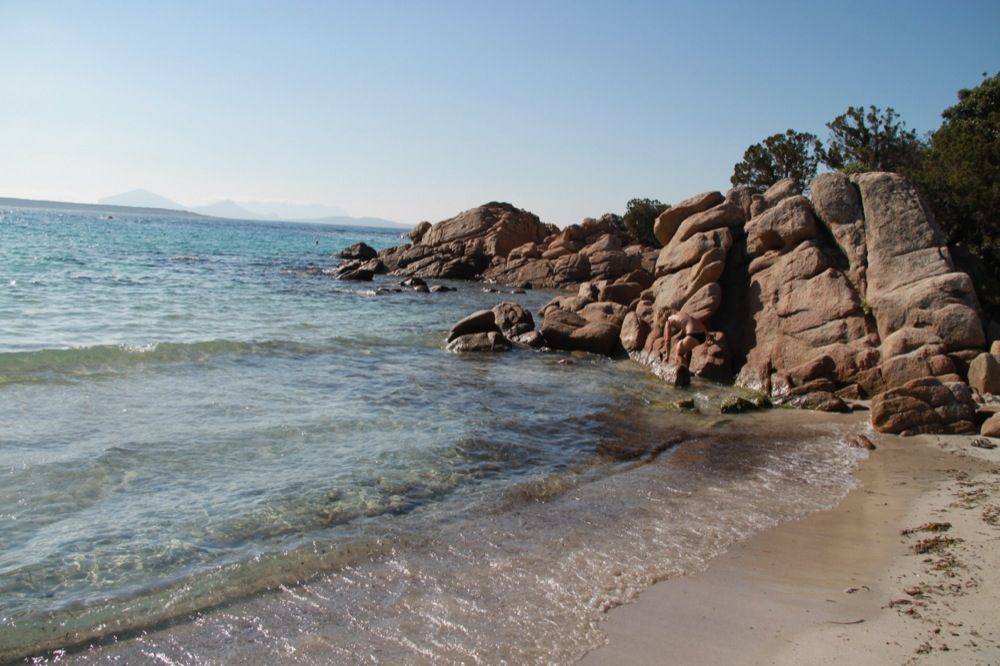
[0, 207, 868, 664]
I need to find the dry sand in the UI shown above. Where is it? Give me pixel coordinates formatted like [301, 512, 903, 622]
[580, 426, 1000, 665]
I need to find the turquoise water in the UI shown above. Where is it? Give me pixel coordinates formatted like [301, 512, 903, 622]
[0, 207, 866, 664]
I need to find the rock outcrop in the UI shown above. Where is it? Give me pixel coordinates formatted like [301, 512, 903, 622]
[424, 172, 992, 437]
[380, 205, 657, 289]
[871, 377, 977, 436]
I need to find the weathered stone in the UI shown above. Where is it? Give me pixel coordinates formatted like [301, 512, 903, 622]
[650, 249, 727, 313]
[570, 322, 621, 356]
[689, 331, 730, 381]
[447, 309, 497, 343]
[726, 185, 757, 220]
[682, 282, 723, 321]
[580, 233, 622, 256]
[745, 196, 819, 256]
[408, 221, 431, 243]
[855, 172, 984, 354]
[539, 308, 586, 348]
[446, 331, 511, 353]
[811, 171, 867, 294]
[871, 377, 977, 436]
[786, 354, 837, 386]
[338, 242, 378, 261]
[655, 228, 733, 277]
[784, 391, 851, 413]
[538, 308, 619, 356]
[508, 242, 541, 261]
[578, 301, 630, 327]
[847, 434, 877, 450]
[653, 191, 724, 247]
[421, 202, 547, 254]
[981, 413, 1000, 438]
[761, 178, 801, 209]
[672, 201, 745, 245]
[600, 281, 644, 307]
[333, 259, 378, 281]
[491, 302, 535, 339]
[512, 330, 545, 349]
[620, 312, 650, 353]
[720, 396, 755, 414]
[968, 352, 1000, 395]
[616, 268, 655, 290]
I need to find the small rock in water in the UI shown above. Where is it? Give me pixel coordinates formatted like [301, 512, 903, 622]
[413, 284, 430, 293]
[511, 289, 526, 294]
[671, 365, 691, 388]
[720, 396, 755, 414]
[557, 358, 575, 366]
[400, 277, 427, 288]
[429, 285, 453, 293]
[970, 437, 997, 450]
[847, 434, 877, 450]
[671, 399, 696, 410]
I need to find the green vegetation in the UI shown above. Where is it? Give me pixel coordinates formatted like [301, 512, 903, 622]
[732, 107, 922, 191]
[731, 129, 824, 191]
[909, 73, 1000, 321]
[822, 105, 923, 173]
[622, 198, 669, 246]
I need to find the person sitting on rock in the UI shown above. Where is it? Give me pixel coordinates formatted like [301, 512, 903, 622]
[666, 311, 708, 369]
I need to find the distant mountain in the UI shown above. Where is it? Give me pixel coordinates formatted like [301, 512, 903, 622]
[297, 215, 411, 230]
[240, 201, 349, 220]
[93, 189, 411, 229]
[0, 196, 205, 218]
[191, 199, 262, 220]
[98, 189, 185, 210]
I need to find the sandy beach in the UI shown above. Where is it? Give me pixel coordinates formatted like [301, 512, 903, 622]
[581, 424, 1000, 665]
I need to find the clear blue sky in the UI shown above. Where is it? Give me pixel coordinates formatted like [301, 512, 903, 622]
[1, 1, 997, 226]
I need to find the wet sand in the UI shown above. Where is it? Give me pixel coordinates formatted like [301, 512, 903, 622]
[580, 427, 1000, 665]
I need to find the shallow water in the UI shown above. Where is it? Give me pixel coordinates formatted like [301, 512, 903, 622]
[0, 208, 867, 664]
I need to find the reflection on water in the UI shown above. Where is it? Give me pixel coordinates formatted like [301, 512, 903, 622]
[1, 209, 869, 664]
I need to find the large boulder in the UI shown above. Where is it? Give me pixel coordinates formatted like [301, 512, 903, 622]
[383, 203, 555, 281]
[446, 331, 512, 353]
[982, 413, 1000, 438]
[854, 172, 984, 352]
[745, 196, 819, 256]
[968, 352, 1000, 395]
[338, 242, 378, 261]
[447, 309, 498, 342]
[420, 202, 548, 253]
[540, 308, 620, 356]
[871, 377, 977, 436]
[653, 191, 724, 247]
[491, 302, 535, 339]
[810, 171, 867, 294]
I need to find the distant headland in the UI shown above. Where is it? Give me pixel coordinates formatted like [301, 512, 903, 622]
[1, 191, 412, 231]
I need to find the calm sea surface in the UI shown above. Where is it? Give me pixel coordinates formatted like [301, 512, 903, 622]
[0, 208, 867, 664]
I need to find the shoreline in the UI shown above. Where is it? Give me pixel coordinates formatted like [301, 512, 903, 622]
[580, 428, 1000, 665]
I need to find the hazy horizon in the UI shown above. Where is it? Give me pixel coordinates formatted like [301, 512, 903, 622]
[2, 1, 998, 227]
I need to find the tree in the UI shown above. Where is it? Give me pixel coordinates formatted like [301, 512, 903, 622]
[622, 198, 669, 246]
[909, 73, 1000, 320]
[730, 129, 823, 192]
[822, 105, 924, 173]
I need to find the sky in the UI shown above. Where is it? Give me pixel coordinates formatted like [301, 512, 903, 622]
[1, 1, 998, 227]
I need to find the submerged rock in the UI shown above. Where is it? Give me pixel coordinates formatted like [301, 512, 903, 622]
[446, 331, 512, 353]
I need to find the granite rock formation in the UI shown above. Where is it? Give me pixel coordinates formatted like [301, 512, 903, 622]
[411, 174, 992, 436]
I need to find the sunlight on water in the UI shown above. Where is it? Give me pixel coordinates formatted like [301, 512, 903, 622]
[0, 208, 867, 664]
